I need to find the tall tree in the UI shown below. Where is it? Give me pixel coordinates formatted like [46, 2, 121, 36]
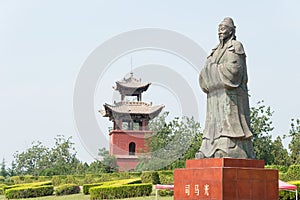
[7, 161, 16, 177]
[137, 112, 202, 171]
[13, 135, 81, 176]
[48, 135, 80, 175]
[271, 136, 291, 166]
[0, 158, 8, 178]
[14, 141, 49, 176]
[287, 118, 300, 164]
[250, 101, 275, 165]
[98, 148, 118, 173]
[87, 160, 106, 174]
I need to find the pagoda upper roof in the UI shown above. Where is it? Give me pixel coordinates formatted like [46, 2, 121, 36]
[101, 101, 164, 120]
[114, 73, 151, 94]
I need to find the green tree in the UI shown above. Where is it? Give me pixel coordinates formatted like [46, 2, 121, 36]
[0, 158, 8, 178]
[14, 141, 49, 176]
[287, 118, 300, 164]
[98, 148, 118, 173]
[271, 136, 291, 166]
[250, 101, 275, 165]
[47, 135, 80, 175]
[137, 112, 202, 171]
[13, 135, 81, 176]
[7, 161, 16, 177]
[87, 160, 106, 174]
[74, 161, 89, 175]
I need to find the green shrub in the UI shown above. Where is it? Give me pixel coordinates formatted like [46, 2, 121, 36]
[31, 181, 52, 187]
[90, 183, 152, 199]
[148, 171, 174, 197]
[83, 174, 95, 184]
[0, 184, 4, 195]
[141, 171, 160, 184]
[52, 176, 61, 186]
[5, 185, 54, 199]
[24, 175, 34, 183]
[11, 176, 21, 184]
[279, 172, 288, 181]
[265, 165, 289, 173]
[38, 176, 49, 182]
[158, 171, 174, 184]
[3, 184, 18, 192]
[285, 165, 300, 181]
[3, 181, 52, 192]
[55, 184, 80, 196]
[83, 183, 103, 195]
[64, 175, 77, 184]
[94, 172, 141, 182]
[110, 178, 141, 186]
[158, 189, 174, 197]
[83, 178, 141, 195]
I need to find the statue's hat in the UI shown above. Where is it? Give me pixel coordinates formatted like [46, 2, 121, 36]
[220, 17, 236, 29]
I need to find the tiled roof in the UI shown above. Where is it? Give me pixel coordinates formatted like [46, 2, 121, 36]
[102, 101, 164, 117]
[114, 73, 151, 90]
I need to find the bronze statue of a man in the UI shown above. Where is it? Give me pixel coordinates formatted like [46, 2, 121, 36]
[196, 17, 255, 159]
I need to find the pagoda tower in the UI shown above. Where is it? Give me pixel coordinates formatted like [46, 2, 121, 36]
[101, 73, 164, 171]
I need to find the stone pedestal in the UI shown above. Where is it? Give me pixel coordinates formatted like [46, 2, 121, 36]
[174, 158, 278, 200]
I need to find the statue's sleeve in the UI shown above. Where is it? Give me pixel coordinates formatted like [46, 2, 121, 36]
[218, 41, 246, 89]
[199, 61, 209, 93]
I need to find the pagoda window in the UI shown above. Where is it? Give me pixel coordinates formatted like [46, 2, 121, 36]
[121, 120, 144, 130]
[125, 96, 138, 102]
[131, 120, 143, 130]
[133, 121, 140, 130]
[129, 142, 136, 155]
[121, 122, 128, 130]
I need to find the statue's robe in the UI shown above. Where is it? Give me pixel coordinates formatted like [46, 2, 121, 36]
[199, 38, 255, 158]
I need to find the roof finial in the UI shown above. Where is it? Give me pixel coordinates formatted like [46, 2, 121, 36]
[130, 56, 133, 77]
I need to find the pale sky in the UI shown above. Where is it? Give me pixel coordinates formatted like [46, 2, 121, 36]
[1, 0, 300, 165]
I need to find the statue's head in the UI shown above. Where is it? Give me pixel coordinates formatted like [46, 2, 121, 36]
[218, 17, 236, 41]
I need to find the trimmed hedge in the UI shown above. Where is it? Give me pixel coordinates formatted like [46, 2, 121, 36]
[52, 176, 62, 186]
[265, 165, 289, 173]
[89, 183, 152, 199]
[158, 189, 174, 197]
[55, 184, 80, 196]
[157, 171, 174, 197]
[83, 178, 141, 195]
[284, 165, 300, 181]
[83, 174, 95, 184]
[0, 184, 5, 195]
[96, 172, 141, 182]
[3, 181, 52, 192]
[158, 170, 174, 184]
[279, 180, 300, 200]
[83, 183, 103, 195]
[64, 175, 78, 184]
[141, 171, 160, 184]
[5, 185, 54, 199]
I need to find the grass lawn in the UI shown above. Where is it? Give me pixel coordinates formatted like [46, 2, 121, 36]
[0, 194, 174, 200]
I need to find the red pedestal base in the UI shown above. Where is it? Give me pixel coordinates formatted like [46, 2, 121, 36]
[174, 158, 278, 200]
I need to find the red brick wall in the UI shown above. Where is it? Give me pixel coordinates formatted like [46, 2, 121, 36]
[109, 130, 152, 171]
[117, 158, 139, 171]
[110, 130, 152, 155]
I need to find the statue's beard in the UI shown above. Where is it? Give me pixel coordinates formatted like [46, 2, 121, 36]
[219, 37, 225, 47]
[219, 35, 230, 47]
